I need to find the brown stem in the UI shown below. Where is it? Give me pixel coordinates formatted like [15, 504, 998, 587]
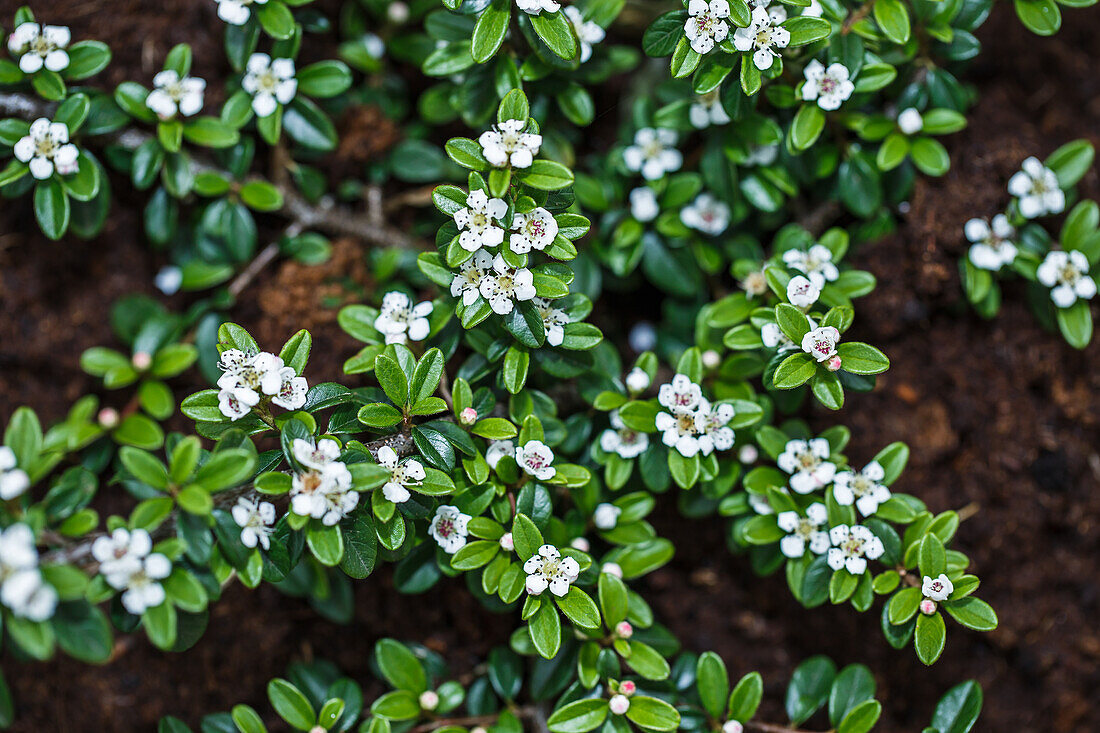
[842, 0, 876, 34]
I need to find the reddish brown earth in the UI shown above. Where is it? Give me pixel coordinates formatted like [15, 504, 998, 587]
[2, 0, 1100, 730]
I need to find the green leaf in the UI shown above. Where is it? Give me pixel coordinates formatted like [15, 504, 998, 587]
[835, 342, 889, 375]
[943, 597, 998, 631]
[529, 600, 562, 658]
[555, 586, 601, 629]
[828, 665, 875, 726]
[915, 611, 947, 665]
[120, 447, 169, 490]
[257, 1, 297, 38]
[1046, 139, 1095, 188]
[268, 678, 317, 730]
[530, 11, 578, 60]
[838, 700, 882, 733]
[1014, 0, 1061, 35]
[873, 0, 911, 43]
[728, 672, 763, 722]
[1056, 299, 1092, 348]
[296, 60, 353, 98]
[783, 16, 832, 46]
[785, 656, 836, 725]
[625, 696, 680, 731]
[375, 354, 409, 406]
[472, 0, 511, 63]
[376, 638, 428, 693]
[931, 680, 983, 733]
[547, 698, 608, 733]
[517, 160, 574, 190]
[512, 513, 544, 561]
[773, 352, 817, 389]
[696, 652, 729, 719]
[791, 104, 825, 150]
[34, 179, 70, 240]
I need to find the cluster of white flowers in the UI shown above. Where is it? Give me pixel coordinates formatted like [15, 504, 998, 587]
[14, 118, 79, 180]
[374, 290, 434, 344]
[516, 440, 556, 481]
[377, 444, 426, 503]
[777, 438, 836, 494]
[564, 7, 605, 63]
[534, 297, 570, 346]
[777, 502, 829, 559]
[0, 446, 30, 500]
[429, 505, 471, 553]
[0, 524, 57, 621]
[783, 244, 839, 288]
[480, 119, 542, 168]
[516, 0, 560, 15]
[681, 193, 730, 236]
[826, 524, 885, 575]
[242, 53, 297, 118]
[7, 22, 70, 73]
[1036, 250, 1096, 308]
[801, 61, 855, 111]
[216, 349, 307, 420]
[965, 215, 1017, 272]
[232, 496, 276, 550]
[623, 128, 682, 181]
[685, 0, 732, 54]
[215, 0, 267, 25]
[523, 544, 579, 596]
[289, 439, 359, 525]
[1008, 157, 1064, 219]
[146, 70, 206, 120]
[92, 528, 172, 614]
[654, 374, 735, 458]
[599, 410, 650, 459]
[733, 6, 790, 71]
[454, 190, 507, 252]
[629, 186, 660, 221]
[689, 90, 730, 129]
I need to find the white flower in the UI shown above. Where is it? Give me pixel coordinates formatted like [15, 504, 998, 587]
[681, 193, 730, 236]
[696, 400, 735, 456]
[1036, 250, 1096, 308]
[833, 461, 891, 516]
[232, 497, 276, 550]
[723, 722, 745, 733]
[786, 275, 821, 308]
[609, 695, 631, 715]
[479, 255, 537, 315]
[801, 0, 824, 17]
[455, 189, 508, 252]
[740, 270, 768, 298]
[293, 438, 342, 470]
[801, 61, 854, 111]
[0, 524, 57, 622]
[897, 108, 923, 135]
[684, 0, 732, 55]
[92, 527, 153, 577]
[270, 369, 308, 410]
[290, 445, 357, 525]
[215, 0, 269, 25]
[523, 544, 580, 596]
[511, 207, 558, 254]
[241, 54, 297, 118]
[801, 326, 841, 362]
[593, 502, 622, 530]
[777, 438, 836, 494]
[146, 70, 206, 119]
[374, 291, 434, 344]
[1008, 156, 1065, 219]
[965, 215, 1017, 271]
[429, 505, 472, 554]
[658, 373, 703, 411]
[516, 440, 556, 481]
[451, 250, 494, 306]
[629, 187, 660, 222]
[485, 439, 515, 470]
[155, 265, 183, 295]
[7, 23, 70, 73]
[116, 553, 172, 615]
[376, 445, 425, 503]
[516, 0, 561, 15]
[216, 349, 307, 419]
[767, 4, 788, 23]
[623, 128, 682, 181]
[782, 244, 839, 288]
[655, 407, 702, 457]
[625, 367, 651, 394]
[761, 323, 790, 350]
[218, 384, 260, 420]
[479, 119, 542, 168]
[689, 90, 731, 129]
[922, 573, 954, 602]
[738, 444, 758, 464]
[14, 118, 79, 180]
[826, 524, 884, 575]
[749, 492, 774, 515]
[0, 446, 30, 500]
[599, 410, 650, 459]
[564, 7, 605, 62]
[534, 297, 570, 347]
[777, 502, 830, 558]
[732, 6, 790, 71]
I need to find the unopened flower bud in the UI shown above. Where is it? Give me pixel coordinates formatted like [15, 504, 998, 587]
[419, 690, 439, 711]
[601, 562, 623, 578]
[471, 728, 488, 733]
[722, 722, 744, 733]
[738, 444, 758, 464]
[570, 537, 590, 552]
[702, 349, 721, 369]
[132, 351, 152, 370]
[98, 408, 120, 428]
[459, 407, 478, 425]
[310, 727, 326, 733]
[387, 1, 410, 22]
[615, 621, 633, 639]
[826, 355, 842, 372]
[625, 367, 651, 394]
[609, 694, 630, 715]
[897, 107, 923, 135]
[619, 680, 636, 696]
[920, 599, 937, 615]
[499, 532, 514, 551]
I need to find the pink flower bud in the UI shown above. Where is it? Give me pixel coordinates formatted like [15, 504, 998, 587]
[619, 680, 636, 696]
[826, 355, 842, 372]
[132, 351, 152, 370]
[97, 408, 120, 428]
[722, 722, 744, 733]
[310, 727, 326, 733]
[609, 694, 630, 715]
[459, 407, 478, 425]
[616, 621, 634, 639]
[570, 537, 590, 552]
[920, 599, 937, 615]
[499, 532, 514, 551]
[418, 690, 439, 710]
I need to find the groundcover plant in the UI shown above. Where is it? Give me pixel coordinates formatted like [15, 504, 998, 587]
[0, 0, 1096, 729]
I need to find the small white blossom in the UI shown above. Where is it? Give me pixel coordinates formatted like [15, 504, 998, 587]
[965, 215, 1017, 271]
[486, 439, 515, 470]
[767, 4, 788, 22]
[155, 265, 183, 295]
[500, 532, 515, 550]
[786, 275, 820, 308]
[479, 255, 537, 315]
[684, 0, 732, 55]
[732, 6, 790, 71]
[7, 23, 70, 73]
[1036, 250, 1096, 308]
[146, 70, 206, 119]
[290, 442, 357, 525]
[429, 505, 472, 554]
[625, 367, 651, 394]
[689, 90, 731, 129]
[681, 193, 730, 236]
[826, 524, 884, 575]
[293, 436, 343, 472]
[593, 502, 622, 530]
[600, 410, 650, 459]
[801, 0, 823, 16]
[623, 128, 682, 181]
[655, 374, 705, 457]
[455, 190, 508, 253]
[116, 553, 172, 615]
[419, 690, 440, 711]
[1008, 156, 1065, 219]
[516, 0, 560, 15]
[922, 573, 954, 602]
[739, 444, 759, 464]
[232, 497, 276, 550]
[523, 544, 579, 596]
[480, 119, 541, 168]
[801, 61, 854, 111]
[696, 399, 735, 456]
[91, 527, 153, 577]
[833, 461, 891, 516]
[749, 492, 774, 515]
[14, 118, 79, 180]
[451, 250, 494, 306]
[516, 440, 556, 481]
[609, 695, 630, 715]
[564, 7, 605, 62]
[242, 54, 297, 118]
[629, 186, 660, 222]
[215, 0, 269, 25]
[723, 722, 745, 733]
[782, 244, 839, 288]
[217, 350, 306, 419]
[510, 207, 559, 254]
[0, 446, 30, 500]
[897, 108, 923, 135]
[777, 502, 830, 558]
[534, 297, 570, 347]
[0, 524, 57, 622]
[777, 438, 836, 494]
[375, 291, 433, 344]
[658, 373, 703, 411]
[377, 445, 425, 504]
[802, 325, 840, 363]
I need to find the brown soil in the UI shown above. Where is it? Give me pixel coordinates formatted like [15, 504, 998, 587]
[2, 0, 1100, 731]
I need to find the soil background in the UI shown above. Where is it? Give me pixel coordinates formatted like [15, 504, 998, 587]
[1, 0, 1100, 730]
